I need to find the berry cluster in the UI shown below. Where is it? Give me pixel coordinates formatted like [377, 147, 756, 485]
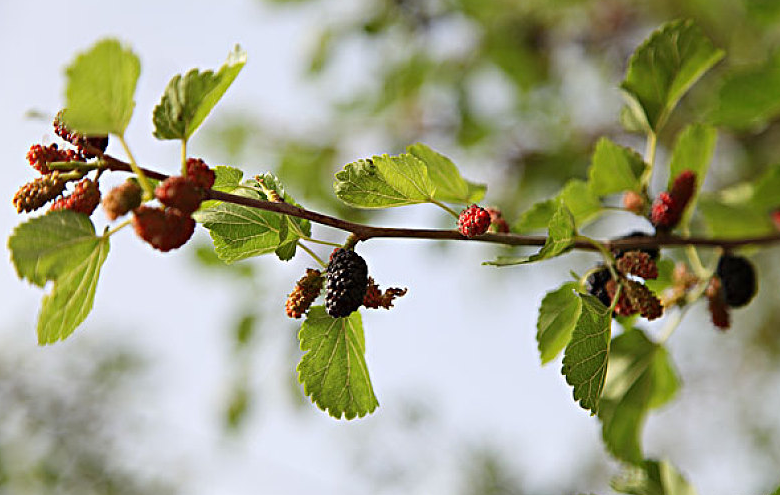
[458, 204, 491, 238]
[50, 178, 101, 216]
[616, 251, 658, 279]
[485, 207, 510, 234]
[286, 269, 325, 319]
[325, 248, 369, 318]
[131, 158, 216, 252]
[715, 254, 757, 308]
[26, 143, 82, 175]
[651, 170, 696, 230]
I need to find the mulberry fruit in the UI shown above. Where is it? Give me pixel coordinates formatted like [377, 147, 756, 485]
[706, 277, 730, 330]
[651, 170, 696, 230]
[185, 158, 216, 189]
[286, 269, 324, 319]
[103, 180, 143, 221]
[50, 178, 101, 216]
[362, 277, 408, 309]
[622, 190, 645, 214]
[586, 266, 613, 308]
[458, 204, 491, 238]
[616, 251, 658, 280]
[13, 172, 67, 213]
[622, 280, 663, 320]
[325, 248, 369, 318]
[26, 143, 82, 175]
[716, 254, 757, 308]
[53, 111, 108, 158]
[132, 206, 195, 252]
[155, 176, 203, 215]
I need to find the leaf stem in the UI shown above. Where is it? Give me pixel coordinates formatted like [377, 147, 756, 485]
[431, 199, 460, 218]
[299, 236, 342, 248]
[181, 139, 188, 176]
[118, 135, 154, 201]
[105, 218, 133, 237]
[641, 130, 657, 189]
[298, 242, 327, 268]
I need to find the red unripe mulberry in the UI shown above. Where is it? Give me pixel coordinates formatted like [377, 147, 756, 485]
[132, 206, 195, 252]
[155, 176, 203, 215]
[458, 204, 491, 238]
[50, 178, 101, 216]
[185, 158, 216, 189]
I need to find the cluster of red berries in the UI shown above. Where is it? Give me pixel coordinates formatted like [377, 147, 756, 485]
[131, 158, 215, 252]
[26, 143, 82, 175]
[651, 170, 696, 230]
[50, 179, 101, 216]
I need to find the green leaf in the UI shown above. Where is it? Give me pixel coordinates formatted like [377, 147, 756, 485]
[612, 459, 697, 495]
[558, 179, 602, 226]
[537, 283, 583, 364]
[194, 188, 288, 263]
[711, 52, 780, 129]
[562, 294, 612, 414]
[9, 211, 102, 288]
[697, 195, 774, 239]
[512, 199, 557, 233]
[334, 153, 435, 208]
[63, 39, 140, 135]
[195, 173, 310, 262]
[588, 138, 646, 196]
[599, 330, 679, 464]
[485, 202, 575, 266]
[512, 180, 601, 234]
[750, 164, 780, 211]
[668, 124, 717, 189]
[38, 235, 110, 345]
[406, 143, 485, 203]
[153, 45, 247, 140]
[297, 306, 378, 420]
[621, 19, 724, 132]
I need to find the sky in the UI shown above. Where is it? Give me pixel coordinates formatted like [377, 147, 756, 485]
[1, 1, 778, 494]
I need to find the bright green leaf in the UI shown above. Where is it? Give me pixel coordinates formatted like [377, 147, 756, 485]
[37, 231, 110, 345]
[512, 199, 557, 233]
[334, 153, 435, 208]
[668, 124, 717, 189]
[697, 196, 774, 239]
[711, 52, 780, 129]
[194, 188, 288, 263]
[612, 459, 697, 495]
[406, 143, 486, 203]
[599, 330, 679, 464]
[588, 138, 646, 196]
[559, 179, 602, 226]
[750, 164, 780, 211]
[297, 306, 378, 420]
[537, 283, 583, 364]
[621, 20, 724, 132]
[485, 202, 575, 266]
[9, 211, 102, 288]
[153, 45, 247, 140]
[562, 294, 612, 415]
[63, 39, 140, 135]
[512, 180, 601, 234]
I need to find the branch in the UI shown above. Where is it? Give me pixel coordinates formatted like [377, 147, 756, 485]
[94, 151, 780, 252]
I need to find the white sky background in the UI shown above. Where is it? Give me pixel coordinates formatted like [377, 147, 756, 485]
[0, 2, 778, 494]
